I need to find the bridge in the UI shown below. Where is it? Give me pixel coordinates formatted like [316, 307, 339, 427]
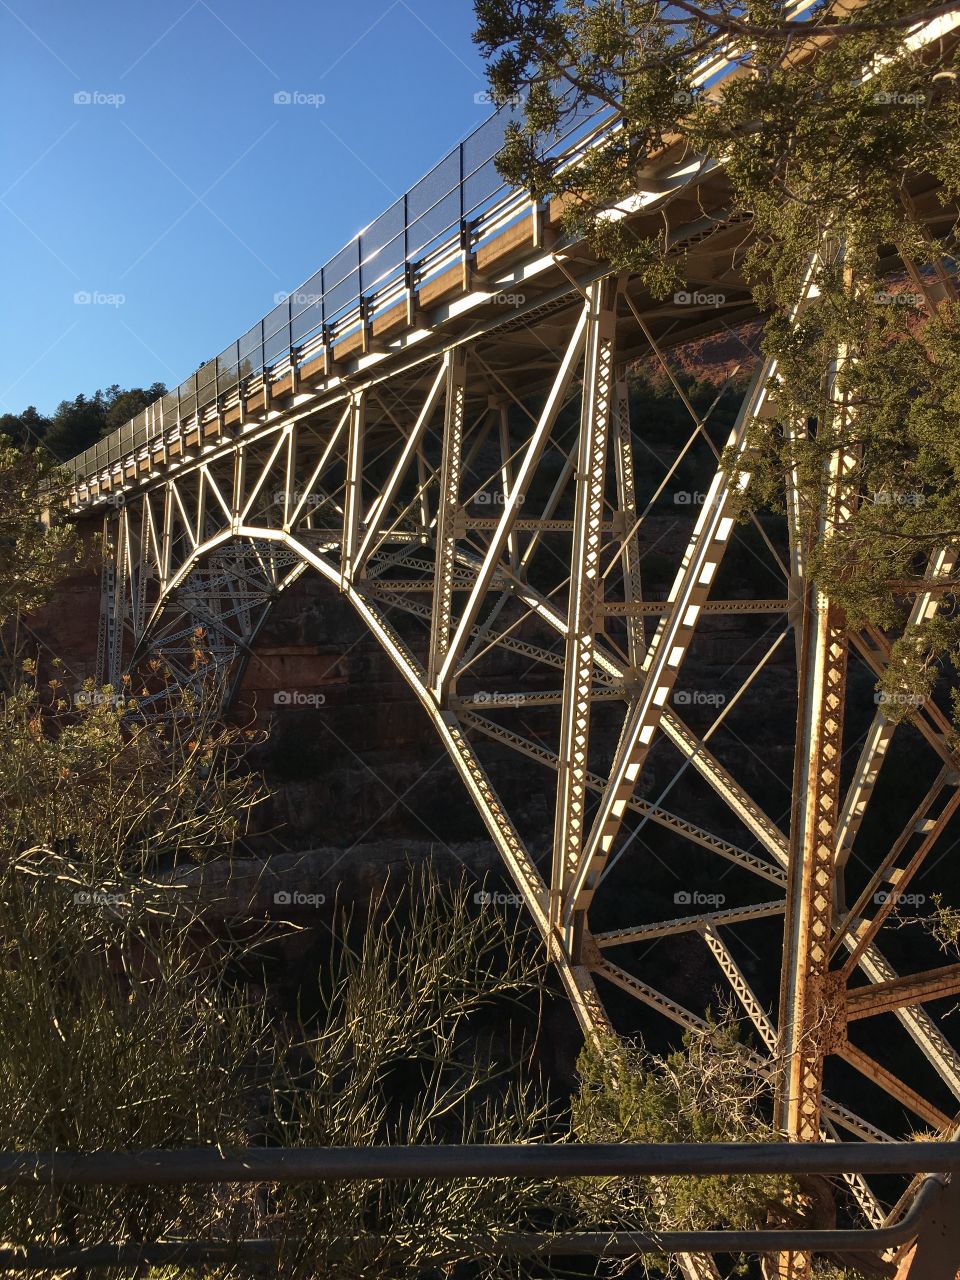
[58, 6, 960, 1274]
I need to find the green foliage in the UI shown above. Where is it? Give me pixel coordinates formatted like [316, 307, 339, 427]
[0, 895, 272, 1265]
[0, 670, 275, 1272]
[0, 662, 570, 1275]
[811, 1265, 875, 1280]
[102, 382, 168, 435]
[1, 676, 262, 877]
[0, 406, 51, 452]
[0, 849, 558, 1276]
[42, 390, 111, 459]
[261, 869, 556, 1279]
[0, 436, 78, 634]
[3, 382, 168, 461]
[570, 1016, 792, 1269]
[475, 0, 960, 714]
[924, 891, 960, 951]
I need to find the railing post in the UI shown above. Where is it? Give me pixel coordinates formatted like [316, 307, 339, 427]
[320, 264, 326, 332]
[322, 324, 335, 379]
[459, 141, 464, 223]
[359, 296, 371, 356]
[404, 261, 418, 328]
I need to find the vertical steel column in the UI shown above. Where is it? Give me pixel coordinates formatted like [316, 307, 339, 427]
[134, 496, 152, 639]
[416, 448, 431, 545]
[498, 402, 519, 571]
[195, 466, 207, 548]
[551, 276, 617, 951]
[160, 483, 174, 592]
[231, 436, 246, 537]
[341, 392, 366, 589]
[777, 338, 856, 1279]
[428, 350, 467, 696]
[783, 420, 809, 671]
[781, 464, 854, 1130]
[107, 509, 129, 688]
[283, 423, 297, 531]
[612, 374, 645, 669]
[95, 514, 116, 687]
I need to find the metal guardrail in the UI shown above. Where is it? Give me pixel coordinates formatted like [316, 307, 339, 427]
[5, 1139, 960, 1182]
[60, 0, 860, 496]
[0, 1143, 957, 1271]
[63, 98, 607, 487]
[63, 3, 816, 492]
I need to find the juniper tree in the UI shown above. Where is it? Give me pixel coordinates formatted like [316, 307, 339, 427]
[0, 437, 77, 678]
[474, 0, 960, 716]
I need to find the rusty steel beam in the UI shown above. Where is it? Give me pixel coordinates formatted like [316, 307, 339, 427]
[846, 965, 960, 1022]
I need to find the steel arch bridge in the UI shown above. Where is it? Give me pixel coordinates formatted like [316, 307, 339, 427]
[61, 8, 960, 1274]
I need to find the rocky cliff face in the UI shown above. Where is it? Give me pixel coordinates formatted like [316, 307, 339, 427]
[25, 523, 102, 687]
[236, 583, 490, 849]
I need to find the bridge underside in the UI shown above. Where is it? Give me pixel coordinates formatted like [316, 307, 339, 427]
[68, 143, 960, 1267]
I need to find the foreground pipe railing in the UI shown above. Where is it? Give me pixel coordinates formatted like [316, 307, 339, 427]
[3, 1141, 960, 1184]
[0, 1142, 957, 1270]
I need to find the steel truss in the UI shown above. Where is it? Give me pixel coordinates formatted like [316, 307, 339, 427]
[83, 247, 960, 1263]
[72, 14, 960, 1270]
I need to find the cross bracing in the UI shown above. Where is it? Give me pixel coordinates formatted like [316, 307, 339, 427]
[58, 6, 960, 1274]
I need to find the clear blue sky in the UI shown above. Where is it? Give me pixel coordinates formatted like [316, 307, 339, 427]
[0, 0, 490, 416]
